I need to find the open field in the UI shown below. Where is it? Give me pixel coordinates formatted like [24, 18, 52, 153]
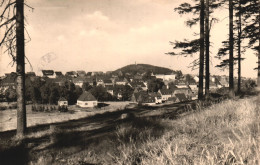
[0, 97, 259, 164]
[0, 101, 130, 132]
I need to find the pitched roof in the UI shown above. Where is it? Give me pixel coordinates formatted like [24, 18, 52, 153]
[104, 79, 112, 83]
[175, 93, 188, 102]
[42, 70, 54, 76]
[168, 97, 177, 102]
[78, 91, 97, 101]
[58, 97, 67, 101]
[26, 72, 36, 77]
[77, 70, 86, 76]
[105, 85, 114, 90]
[159, 89, 172, 95]
[55, 71, 63, 76]
[72, 77, 85, 83]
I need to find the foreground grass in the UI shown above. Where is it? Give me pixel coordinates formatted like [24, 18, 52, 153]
[98, 98, 259, 165]
[1, 97, 259, 165]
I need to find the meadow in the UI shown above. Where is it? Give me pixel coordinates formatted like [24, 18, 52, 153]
[0, 97, 259, 165]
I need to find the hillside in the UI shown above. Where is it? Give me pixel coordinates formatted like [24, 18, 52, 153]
[0, 97, 259, 164]
[113, 64, 180, 75]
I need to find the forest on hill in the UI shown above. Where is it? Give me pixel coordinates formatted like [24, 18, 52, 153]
[113, 64, 182, 75]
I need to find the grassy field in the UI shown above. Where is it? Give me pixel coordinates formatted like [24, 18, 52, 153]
[0, 101, 130, 132]
[0, 97, 259, 164]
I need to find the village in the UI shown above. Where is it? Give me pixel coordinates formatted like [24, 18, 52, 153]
[0, 64, 251, 110]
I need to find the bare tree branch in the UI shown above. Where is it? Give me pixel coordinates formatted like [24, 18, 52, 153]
[0, 16, 15, 28]
[0, 23, 15, 46]
[0, 1, 15, 19]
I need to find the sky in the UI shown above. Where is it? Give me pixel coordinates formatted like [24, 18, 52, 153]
[0, 0, 258, 78]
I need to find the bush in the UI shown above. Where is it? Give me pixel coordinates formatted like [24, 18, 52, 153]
[58, 105, 68, 112]
[0, 106, 7, 110]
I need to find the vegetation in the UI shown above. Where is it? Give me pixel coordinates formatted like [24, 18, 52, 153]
[0, 95, 259, 164]
[113, 64, 182, 76]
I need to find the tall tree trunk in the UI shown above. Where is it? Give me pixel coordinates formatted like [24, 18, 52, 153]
[198, 0, 205, 100]
[237, 0, 242, 94]
[258, 0, 260, 93]
[229, 0, 235, 98]
[205, 0, 210, 99]
[16, 0, 26, 137]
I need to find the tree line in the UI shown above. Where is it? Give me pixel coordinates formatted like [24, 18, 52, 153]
[167, 0, 260, 100]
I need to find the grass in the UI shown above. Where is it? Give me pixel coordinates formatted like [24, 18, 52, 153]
[0, 97, 259, 164]
[107, 98, 260, 165]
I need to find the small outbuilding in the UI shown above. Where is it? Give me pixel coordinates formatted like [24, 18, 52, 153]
[77, 91, 98, 108]
[58, 97, 68, 107]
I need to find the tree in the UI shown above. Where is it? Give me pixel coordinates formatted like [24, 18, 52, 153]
[1, 0, 33, 136]
[258, 0, 260, 94]
[82, 82, 92, 91]
[199, 0, 205, 100]
[167, 0, 223, 100]
[5, 87, 17, 102]
[216, 0, 249, 94]
[121, 85, 134, 101]
[205, 0, 210, 98]
[229, 0, 235, 98]
[148, 79, 164, 92]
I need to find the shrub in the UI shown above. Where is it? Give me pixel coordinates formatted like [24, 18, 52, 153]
[0, 106, 7, 110]
[58, 105, 68, 112]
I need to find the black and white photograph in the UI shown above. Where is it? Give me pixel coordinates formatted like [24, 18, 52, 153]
[0, 0, 260, 164]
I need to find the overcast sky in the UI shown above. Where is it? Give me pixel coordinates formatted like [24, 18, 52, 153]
[0, 0, 258, 78]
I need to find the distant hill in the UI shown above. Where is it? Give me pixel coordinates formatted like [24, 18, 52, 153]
[113, 64, 180, 75]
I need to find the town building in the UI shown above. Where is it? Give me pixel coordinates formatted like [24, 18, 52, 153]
[77, 91, 98, 108]
[58, 97, 68, 107]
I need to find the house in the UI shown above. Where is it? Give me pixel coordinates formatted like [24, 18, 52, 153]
[218, 76, 229, 87]
[167, 96, 178, 103]
[193, 76, 199, 83]
[96, 78, 104, 86]
[131, 91, 161, 105]
[150, 92, 162, 104]
[175, 93, 188, 102]
[77, 91, 98, 108]
[42, 70, 55, 78]
[72, 77, 85, 87]
[65, 71, 77, 78]
[55, 71, 63, 78]
[106, 85, 114, 96]
[158, 89, 173, 102]
[115, 78, 128, 85]
[175, 83, 189, 89]
[58, 97, 68, 107]
[77, 70, 86, 77]
[129, 81, 147, 91]
[86, 72, 93, 77]
[85, 78, 94, 86]
[172, 87, 192, 100]
[131, 91, 147, 103]
[142, 95, 156, 106]
[104, 79, 113, 86]
[53, 77, 67, 86]
[154, 73, 176, 81]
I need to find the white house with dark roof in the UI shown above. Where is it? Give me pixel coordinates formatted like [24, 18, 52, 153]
[77, 91, 98, 108]
[42, 70, 55, 78]
[58, 97, 68, 107]
[72, 77, 85, 88]
[158, 89, 173, 102]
